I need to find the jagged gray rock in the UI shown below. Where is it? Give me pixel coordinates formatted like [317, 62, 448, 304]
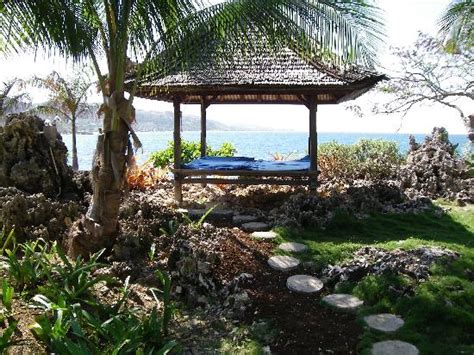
[0, 114, 75, 197]
[321, 246, 459, 285]
[400, 127, 472, 203]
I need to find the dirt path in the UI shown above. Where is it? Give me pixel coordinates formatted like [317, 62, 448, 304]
[216, 232, 362, 354]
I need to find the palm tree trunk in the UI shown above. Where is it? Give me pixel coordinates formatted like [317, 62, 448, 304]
[71, 116, 79, 170]
[67, 103, 130, 256]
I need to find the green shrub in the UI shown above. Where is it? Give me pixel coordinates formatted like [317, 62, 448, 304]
[318, 139, 403, 181]
[149, 140, 236, 169]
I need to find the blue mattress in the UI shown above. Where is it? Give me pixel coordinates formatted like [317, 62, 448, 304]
[182, 156, 310, 171]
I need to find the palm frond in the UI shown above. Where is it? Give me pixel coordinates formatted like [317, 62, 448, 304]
[438, 0, 474, 51]
[1, 0, 385, 100]
[136, 0, 384, 85]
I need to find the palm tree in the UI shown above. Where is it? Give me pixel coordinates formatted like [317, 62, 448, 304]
[0, 78, 29, 117]
[439, 0, 474, 52]
[0, 0, 384, 256]
[32, 70, 93, 170]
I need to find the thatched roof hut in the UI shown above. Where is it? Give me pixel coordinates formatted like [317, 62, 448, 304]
[131, 43, 385, 105]
[128, 40, 386, 204]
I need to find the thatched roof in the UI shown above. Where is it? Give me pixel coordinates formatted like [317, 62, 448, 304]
[130, 42, 386, 105]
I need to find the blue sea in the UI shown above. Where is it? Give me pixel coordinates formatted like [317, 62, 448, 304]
[63, 131, 471, 171]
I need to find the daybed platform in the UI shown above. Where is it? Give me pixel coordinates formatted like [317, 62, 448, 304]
[172, 156, 318, 187]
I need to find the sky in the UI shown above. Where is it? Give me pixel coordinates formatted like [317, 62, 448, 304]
[0, 0, 470, 134]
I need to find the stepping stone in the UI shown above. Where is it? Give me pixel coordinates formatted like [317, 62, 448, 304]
[322, 294, 363, 312]
[279, 242, 307, 253]
[371, 340, 419, 355]
[233, 215, 258, 225]
[364, 314, 404, 333]
[286, 275, 323, 294]
[251, 231, 277, 240]
[242, 222, 269, 232]
[268, 255, 300, 271]
[188, 208, 233, 222]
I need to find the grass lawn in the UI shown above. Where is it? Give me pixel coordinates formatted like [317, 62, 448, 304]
[276, 202, 474, 354]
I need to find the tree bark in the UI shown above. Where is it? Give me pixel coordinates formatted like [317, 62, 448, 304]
[468, 114, 474, 144]
[67, 98, 131, 257]
[71, 116, 79, 171]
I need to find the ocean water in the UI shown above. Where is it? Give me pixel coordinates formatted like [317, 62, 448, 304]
[62, 131, 470, 171]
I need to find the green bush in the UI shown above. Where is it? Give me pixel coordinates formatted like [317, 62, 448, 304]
[318, 139, 403, 181]
[149, 140, 236, 169]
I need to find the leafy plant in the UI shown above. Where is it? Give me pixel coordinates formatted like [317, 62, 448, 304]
[159, 220, 181, 237]
[149, 140, 237, 169]
[0, 228, 15, 256]
[148, 243, 157, 262]
[127, 163, 166, 191]
[4, 238, 53, 292]
[0, 280, 19, 352]
[152, 270, 173, 337]
[318, 139, 403, 181]
[161, 206, 217, 238]
[38, 246, 113, 305]
[30, 270, 178, 354]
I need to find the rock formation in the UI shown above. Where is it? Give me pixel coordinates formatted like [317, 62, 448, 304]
[0, 113, 74, 197]
[399, 127, 472, 204]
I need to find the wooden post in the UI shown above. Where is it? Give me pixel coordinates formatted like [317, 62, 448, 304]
[200, 97, 209, 187]
[173, 97, 183, 204]
[200, 97, 207, 158]
[308, 97, 318, 190]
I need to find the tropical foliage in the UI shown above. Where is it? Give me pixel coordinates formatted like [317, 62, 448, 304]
[149, 140, 236, 169]
[0, 78, 29, 117]
[31, 71, 93, 170]
[1, 235, 176, 353]
[318, 139, 403, 180]
[438, 0, 474, 52]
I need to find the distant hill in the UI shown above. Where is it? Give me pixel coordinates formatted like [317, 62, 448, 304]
[133, 110, 235, 132]
[1, 104, 268, 133]
[55, 109, 261, 134]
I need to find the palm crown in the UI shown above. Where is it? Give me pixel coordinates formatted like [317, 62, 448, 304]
[1, 0, 384, 93]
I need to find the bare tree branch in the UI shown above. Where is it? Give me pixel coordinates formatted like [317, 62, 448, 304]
[373, 33, 473, 130]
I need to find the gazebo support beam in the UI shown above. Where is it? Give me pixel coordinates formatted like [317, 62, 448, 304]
[200, 96, 208, 157]
[308, 96, 318, 190]
[200, 96, 209, 187]
[173, 97, 183, 205]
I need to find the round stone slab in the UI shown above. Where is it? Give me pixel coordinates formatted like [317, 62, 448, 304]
[233, 215, 258, 225]
[268, 255, 300, 271]
[242, 222, 270, 232]
[279, 242, 307, 253]
[287, 275, 323, 294]
[251, 231, 277, 240]
[371, 340, 419, 355]
[322, 294, 363, 311]
[364, 314, 404, 333]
